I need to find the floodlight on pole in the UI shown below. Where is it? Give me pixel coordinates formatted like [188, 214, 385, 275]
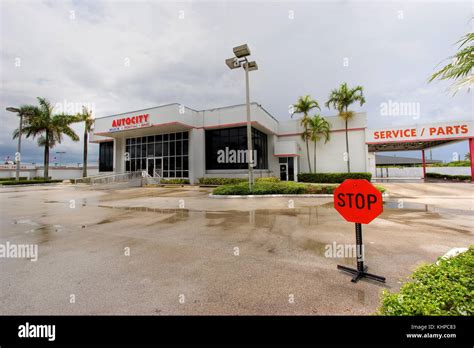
[233, 44, 251, 58]
[247, 61, 258, 71]
[225, 57, 240, 70]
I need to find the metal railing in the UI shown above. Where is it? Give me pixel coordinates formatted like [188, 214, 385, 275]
[73, 171, 144, 186]
[142, 170, 162, 185]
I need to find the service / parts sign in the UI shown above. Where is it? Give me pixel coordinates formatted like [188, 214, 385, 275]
[366, 120, 472, 144]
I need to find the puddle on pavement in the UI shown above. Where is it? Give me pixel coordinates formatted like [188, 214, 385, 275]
[383, 201, 473, 215]
[321, 200, 473, 217]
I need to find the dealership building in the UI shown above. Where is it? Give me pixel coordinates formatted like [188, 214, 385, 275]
[90, 102, 473, 183]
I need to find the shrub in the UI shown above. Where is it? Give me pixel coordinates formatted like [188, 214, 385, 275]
[0, 177, 28, 181]
[199, 177, 279, 185]
[213, 182, 385, 195]
[1, 179, 62, 186]
[159, 178, 190, 184]
[255, 176, 280, 183]
[426, 173, 471, 181]
[298, 172, 372, 183]
[213, 181, 305, 195]
[378, 247, 473, 316]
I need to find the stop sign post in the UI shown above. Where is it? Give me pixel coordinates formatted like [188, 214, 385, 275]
[333, 179, 386, 283]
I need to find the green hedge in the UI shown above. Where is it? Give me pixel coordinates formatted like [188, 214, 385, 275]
[378, 247, 473, 316]
[213, 181, 307, 195]
[426, 173, 471, 181]
[198, 177, 280, 185]
[298, 172, 372, 183]
[212, 182, 385, 195]
[0, 177, 29, 181]
[1, 179, 62, 186]
[159, 179, 190, 184]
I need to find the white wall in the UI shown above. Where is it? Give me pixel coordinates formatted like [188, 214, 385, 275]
[190, 128, 205, 184]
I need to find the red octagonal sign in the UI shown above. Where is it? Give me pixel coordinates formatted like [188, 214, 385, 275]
[334, 179, 383, 224]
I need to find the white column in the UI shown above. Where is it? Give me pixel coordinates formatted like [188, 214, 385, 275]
[294, 156, 298, 182]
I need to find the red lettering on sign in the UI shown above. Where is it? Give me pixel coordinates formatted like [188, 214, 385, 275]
[461, 125, 468, 134]
[111, 113, 151, 128]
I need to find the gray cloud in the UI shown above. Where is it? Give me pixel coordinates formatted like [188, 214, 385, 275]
[1, 0, 472, 164]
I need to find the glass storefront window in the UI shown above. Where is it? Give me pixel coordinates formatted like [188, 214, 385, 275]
[205, 126, 268, 170]
[124, 131, 189, 178]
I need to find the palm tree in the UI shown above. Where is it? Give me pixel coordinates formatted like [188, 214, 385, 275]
[325, 83, 365, 173]
[292, 95, 320, 173]
[13, 97, 80, 180]
[308, 115, 331, 173]
[77, 106, 94, 177]
[429, 32, 473, 93]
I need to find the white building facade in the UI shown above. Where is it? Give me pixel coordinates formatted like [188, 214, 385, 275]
[90, 103, 369, 184]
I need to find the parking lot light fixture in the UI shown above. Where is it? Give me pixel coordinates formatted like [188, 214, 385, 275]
[225, 44, 258, 191]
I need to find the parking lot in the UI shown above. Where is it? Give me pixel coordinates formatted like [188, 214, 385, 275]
[0, 183, 472, 315]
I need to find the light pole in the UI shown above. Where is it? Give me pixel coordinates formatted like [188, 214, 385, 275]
[56, 151, 66, 167]
[225, 44, 258, 190]
[6, 107, 23, 181]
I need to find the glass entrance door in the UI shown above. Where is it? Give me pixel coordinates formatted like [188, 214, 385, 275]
[154, 157, 162, 177]
[147, 157, 163, 177]
[279, 163, 288, 181]
[147, 158, 155, 177]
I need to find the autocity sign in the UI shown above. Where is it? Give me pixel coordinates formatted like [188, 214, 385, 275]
[366, 120, 473, 143]
[108, 113, 151, 132]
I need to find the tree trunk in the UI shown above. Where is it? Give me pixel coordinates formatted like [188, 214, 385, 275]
[44, 132, 49, 180]
[313, 141, 317, 173]
[305, 127, 312, 173]
[83, 129, 88, 177]
[345, 116, 351, 173]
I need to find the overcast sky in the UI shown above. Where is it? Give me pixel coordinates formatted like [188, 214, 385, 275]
[0, 0, 472, 165]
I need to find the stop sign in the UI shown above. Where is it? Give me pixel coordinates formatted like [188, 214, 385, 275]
[334, 179, 383, 224]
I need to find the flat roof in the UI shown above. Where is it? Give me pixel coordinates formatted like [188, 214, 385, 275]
[95, 102, 279, 123]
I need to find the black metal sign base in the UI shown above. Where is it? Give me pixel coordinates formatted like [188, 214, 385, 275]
[337, 223, 386, 283]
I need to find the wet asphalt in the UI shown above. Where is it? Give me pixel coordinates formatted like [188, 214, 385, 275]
[0, 183, 472, 314]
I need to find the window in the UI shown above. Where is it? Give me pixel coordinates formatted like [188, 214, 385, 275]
[205, 126, 268, 170]
[99, 141, 113, 172]
[124, 131, 189, 178]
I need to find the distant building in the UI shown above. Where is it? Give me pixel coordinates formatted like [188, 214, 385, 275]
[375, 154, 442, 166]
